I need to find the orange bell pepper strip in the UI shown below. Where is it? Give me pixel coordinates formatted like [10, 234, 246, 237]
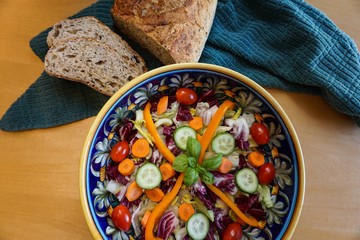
[145, 173, 185, 240]
[144, 102, 175, 163]
[198, 100, 266, 229]
[206, 183, 266, 229]
[198, 100, 235, 164]
[143, 102, 182, 239]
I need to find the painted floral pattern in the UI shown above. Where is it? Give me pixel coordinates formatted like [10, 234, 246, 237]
[86, 70, 298, 240]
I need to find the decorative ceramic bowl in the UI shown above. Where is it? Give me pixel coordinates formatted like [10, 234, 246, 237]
[80, 63, 305, 240]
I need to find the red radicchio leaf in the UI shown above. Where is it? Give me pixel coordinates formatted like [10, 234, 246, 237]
[236, 133, 250, 150]
[214, 208, 232, 232]
[150, 148, 162, 166]
[176, 104, 193, 121]
[212, 172, 238, 195]
[190, 180, 216, 209]
[156, 211, 179, 239]
[160, 176, 177, 194]
[235, 194, 266, 220]
[197, 89, 218, 107]
[106, 162, 129, 185]
[162, 125, 174, 136]
[206, 223, 220, 240]
[118, 120, 137, 142]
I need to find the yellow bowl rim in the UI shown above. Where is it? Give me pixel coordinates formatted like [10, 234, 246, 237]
[79, 62, 305, 239]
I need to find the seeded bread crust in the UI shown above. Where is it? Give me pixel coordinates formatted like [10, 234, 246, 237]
[45, 37, 143, 96]
[111, 0, 217, 65]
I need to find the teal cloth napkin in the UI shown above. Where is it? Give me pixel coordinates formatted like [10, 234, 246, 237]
[1, 0, 359, 131]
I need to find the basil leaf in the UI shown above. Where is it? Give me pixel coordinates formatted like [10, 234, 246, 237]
[172, 154, 188, 172]
[186, 137, 201, 159]
[200, 171, 215, 185]
[184, 167, 199, 186]
[201, 153, 223, 171]
[188, 156, 197, 168]
[195, 165, 207, 174]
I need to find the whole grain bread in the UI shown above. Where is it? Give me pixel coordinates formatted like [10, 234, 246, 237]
[45, 37, 144, 96]
[47, 16, 146, 71]
[111, 0, 217, 65]
[44, 16, 147, 96]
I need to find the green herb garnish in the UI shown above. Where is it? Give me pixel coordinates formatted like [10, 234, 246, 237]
[173, 137, 222, 186]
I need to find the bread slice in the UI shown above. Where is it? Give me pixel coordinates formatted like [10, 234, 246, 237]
[44, 37, 144, 96]
[45, 16, 147, 96]
[111, 0, 217, 65]
[47, 16, 146, 70]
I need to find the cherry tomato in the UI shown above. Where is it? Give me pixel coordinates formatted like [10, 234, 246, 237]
[111, 205, 131, 231]
[250, 122, 270, 145]
[110, 141, 130, 162]
[257, 162, 276, 184]
[175, 88, 198, 105]
[222, 222, 243, 240]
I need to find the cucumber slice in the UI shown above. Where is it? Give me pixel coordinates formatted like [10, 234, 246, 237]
[211, 132, 235, 155]
[135, 163, 161, 189]
[186, 213, 209, 240]
[235, 168, 258, 194]
[174, 126, 197, 150]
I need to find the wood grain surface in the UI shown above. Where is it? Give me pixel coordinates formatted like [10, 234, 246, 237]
[0, 0, 359, 239]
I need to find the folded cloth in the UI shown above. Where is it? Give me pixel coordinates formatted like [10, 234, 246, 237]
[0, 0, 359, 131]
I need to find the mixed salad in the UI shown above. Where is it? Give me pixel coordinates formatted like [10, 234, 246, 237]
[102, 87, 282, 240]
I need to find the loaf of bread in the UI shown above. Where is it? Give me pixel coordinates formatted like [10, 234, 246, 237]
[111, 0, 217, 65]
[45, 16, 147, 96]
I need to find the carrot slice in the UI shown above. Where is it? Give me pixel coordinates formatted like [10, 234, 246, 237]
[196, 133, 202, 142]
[199, 100, 235, 164]
[159, 163, 175, 181]
[189, 116, 203, 131]
[178, 202, 195, 221]
[141, 210, 152, 229]
[118, 158, 135, 176]
[206, 183, 266, 229]
[145, 173, 184, 240]
[145, 188, 165, 202]
[144, 102, 176, 163]
[126, 181, 143, 202]
[157, 96, 168, 115]
[217, 157, 233, 174]
[247, 151, 265, 168]
[132, 138, 150, 158]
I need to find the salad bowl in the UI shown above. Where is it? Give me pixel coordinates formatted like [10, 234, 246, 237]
[80, 63, 305, 240]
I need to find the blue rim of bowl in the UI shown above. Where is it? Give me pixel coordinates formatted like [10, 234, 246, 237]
[79, 63, 305, 240]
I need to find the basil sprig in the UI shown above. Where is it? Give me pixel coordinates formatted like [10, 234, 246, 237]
[173, 137, 222, 186]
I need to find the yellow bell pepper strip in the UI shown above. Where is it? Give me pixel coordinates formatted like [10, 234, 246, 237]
[144, 102, 175, 163]
[145, 172, 185, 240]
[198, 100, 235, 164]
[206, 183, 266, 229]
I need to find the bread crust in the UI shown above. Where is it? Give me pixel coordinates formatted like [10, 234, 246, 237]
[111, 0, 217, 65]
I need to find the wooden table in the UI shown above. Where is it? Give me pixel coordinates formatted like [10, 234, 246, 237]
[0, 0, 359, 239]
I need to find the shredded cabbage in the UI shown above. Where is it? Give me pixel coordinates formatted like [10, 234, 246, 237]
[131, 198, 157, 236]
[174, 227, 187, 240]
[200, 105, 218, 126]
[153, 101, 179, 120]
[257, 184, 274, 208]
[224, 116, 249, 140]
